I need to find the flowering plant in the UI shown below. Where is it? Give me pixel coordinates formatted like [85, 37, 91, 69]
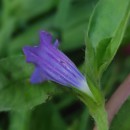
[0, 0, 130, 130]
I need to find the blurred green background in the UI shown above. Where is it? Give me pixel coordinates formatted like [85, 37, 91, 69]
[0, 0, 130, 130]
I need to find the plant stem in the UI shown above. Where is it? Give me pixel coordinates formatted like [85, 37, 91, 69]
[93, 74, 130, 130]
[77, 91, 108, 130]
[92, 105, 108, 130]
[106, 74, 130, 125]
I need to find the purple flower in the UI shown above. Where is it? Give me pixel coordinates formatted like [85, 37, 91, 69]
[23, 31, 92, 94]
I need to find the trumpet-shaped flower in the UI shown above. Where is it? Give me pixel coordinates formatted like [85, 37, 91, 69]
[23, 31, 92, 95]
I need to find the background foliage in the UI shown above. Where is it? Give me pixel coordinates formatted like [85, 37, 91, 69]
[0, 0, 130, 130]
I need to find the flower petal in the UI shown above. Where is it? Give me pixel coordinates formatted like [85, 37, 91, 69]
[23, 31, 92, 95]
[54, 39, 59, 48]
[40, 31, 52, 46]
[23, 46, 38, 63]
[30, 67, 47, 84]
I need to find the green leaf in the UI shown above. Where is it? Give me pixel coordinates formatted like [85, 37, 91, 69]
[29, 103, 67, 130]
[0, 56, 57, 111]
[78, 108, 89, 130]
[63, 0, 98, 30]
[54, 0, 72, 28]
[85, 0, 130, 85]
[61, 23, 87, 51]
[57, 0, 98, 51]
[9, 110, 31, 130]
[9, 103, 67, 130]
[19, 0, 57, 22]
[2, 0, 57, 23]
[123, 20, 130, 44]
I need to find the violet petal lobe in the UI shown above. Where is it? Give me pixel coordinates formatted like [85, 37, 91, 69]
[30, 67, 47, 84]
[40, 31, 52, 45]
[54, 39, 59, 48]
[23, 31, 93, 96]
